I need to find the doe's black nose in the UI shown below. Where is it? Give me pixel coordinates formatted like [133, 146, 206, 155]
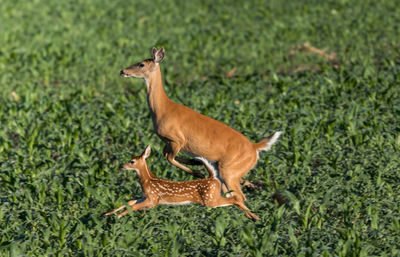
[120, 70, 124, 76]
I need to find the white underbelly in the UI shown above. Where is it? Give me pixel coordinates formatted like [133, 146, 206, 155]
[160, 201, 193, 206]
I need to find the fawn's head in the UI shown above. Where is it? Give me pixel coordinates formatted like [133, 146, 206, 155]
[120, 47, 165, 79]
[123, 146, 151, 174]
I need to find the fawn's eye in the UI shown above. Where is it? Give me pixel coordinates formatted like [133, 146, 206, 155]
[129, 160, 135, 164]
[138, 63, 144, 68]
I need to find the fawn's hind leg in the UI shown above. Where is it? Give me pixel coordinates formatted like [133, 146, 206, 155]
[211, 196, 260, 221]
[206, 184, 260, 221]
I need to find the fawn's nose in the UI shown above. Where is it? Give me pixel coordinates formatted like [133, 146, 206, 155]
[120, 70, 125, 76]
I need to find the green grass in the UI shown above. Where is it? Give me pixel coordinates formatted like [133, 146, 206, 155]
[1, 0, 400, 256]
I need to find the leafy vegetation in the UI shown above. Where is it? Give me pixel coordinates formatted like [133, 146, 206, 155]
[1, 0, 399, 256]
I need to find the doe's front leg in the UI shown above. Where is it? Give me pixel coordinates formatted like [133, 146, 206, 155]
[175, 156, 203, 166]
[163, 142, 205, 178]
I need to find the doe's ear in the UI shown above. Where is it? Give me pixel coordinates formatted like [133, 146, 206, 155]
[142, 145, 151, 159]
[151, 47, 157, 60]
[153, 47, 165, 63]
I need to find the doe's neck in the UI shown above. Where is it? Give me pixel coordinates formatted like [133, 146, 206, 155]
[145, 66, 170, 115]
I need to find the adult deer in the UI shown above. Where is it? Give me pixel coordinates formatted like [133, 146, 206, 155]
[120, 47, 281, 203]
[104, 146, 260, 220]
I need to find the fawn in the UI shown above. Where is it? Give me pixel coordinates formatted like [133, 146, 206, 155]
[120, 47, 282, 203]
[104, 146, 260, 220]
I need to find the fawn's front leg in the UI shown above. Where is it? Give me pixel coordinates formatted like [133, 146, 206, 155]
[104, 200, 138, 216]
[116, 198, 157, 218]
[163, 142, 205, 178]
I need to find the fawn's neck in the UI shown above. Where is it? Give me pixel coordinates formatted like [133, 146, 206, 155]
[138, 164, 156, 186]
[145, 66, 170, 117]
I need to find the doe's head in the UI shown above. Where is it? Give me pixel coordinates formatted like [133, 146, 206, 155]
[120, 47, 165, 79]
[122, 145, 151, 172]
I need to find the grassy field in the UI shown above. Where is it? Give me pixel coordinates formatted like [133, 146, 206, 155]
[1, 0, 400, 256]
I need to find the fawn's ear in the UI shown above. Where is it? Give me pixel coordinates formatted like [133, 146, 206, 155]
[142, 145, 151, 159]
[153, 47, 165, 63]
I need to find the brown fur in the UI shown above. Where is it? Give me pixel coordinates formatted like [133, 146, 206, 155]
[104, 146, 260, 220]
[120, 47, 281, 203]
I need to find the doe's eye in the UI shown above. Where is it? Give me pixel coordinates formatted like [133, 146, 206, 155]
[129, 160, 135, 164]
[138, 63, 144, 68]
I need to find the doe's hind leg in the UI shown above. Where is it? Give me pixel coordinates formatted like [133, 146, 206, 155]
[223, 176, 247, 202]
[218, 153, 258, 202]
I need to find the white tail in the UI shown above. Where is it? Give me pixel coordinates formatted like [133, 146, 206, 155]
[255, 131, 283, 152]
[195, 157, 217, 178]
[120, 47, 281, 203]
[104, 146, 260, 220]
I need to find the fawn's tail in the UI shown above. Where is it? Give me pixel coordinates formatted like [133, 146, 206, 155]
[196, 157, 217, 178]
[254, 131, 283, 152]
